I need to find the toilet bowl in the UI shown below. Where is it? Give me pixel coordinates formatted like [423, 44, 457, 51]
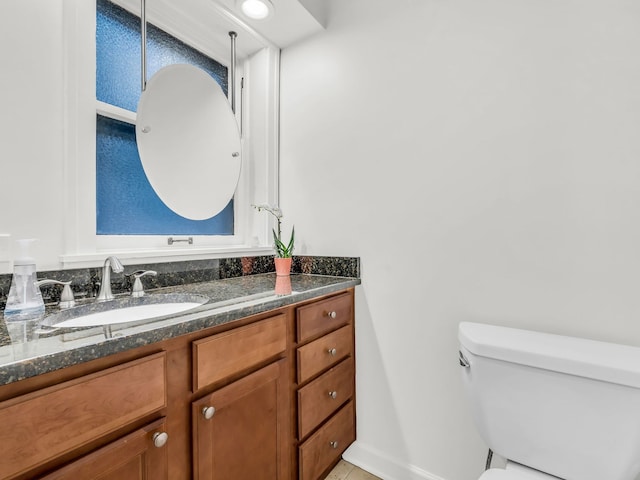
[458, 321, 640, 480]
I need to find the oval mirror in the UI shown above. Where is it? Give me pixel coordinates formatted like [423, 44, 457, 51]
[136, 64, 241, 221]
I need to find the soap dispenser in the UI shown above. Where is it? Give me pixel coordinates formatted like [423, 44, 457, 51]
[3, 239, 45, 319]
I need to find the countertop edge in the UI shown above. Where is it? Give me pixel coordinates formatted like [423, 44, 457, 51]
[0, 275, 360, 386]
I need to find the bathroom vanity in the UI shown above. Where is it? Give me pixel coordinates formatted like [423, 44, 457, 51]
[0, 273, 358, 480]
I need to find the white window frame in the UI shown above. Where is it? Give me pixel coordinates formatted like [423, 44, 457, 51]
[60, 0, 280, 268]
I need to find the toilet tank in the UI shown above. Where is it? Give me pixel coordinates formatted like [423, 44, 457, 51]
[459, 322, 640, 480]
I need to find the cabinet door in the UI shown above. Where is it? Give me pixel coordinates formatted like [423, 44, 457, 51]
[193, 360, 288, 480]
[42, 418, 168, 480]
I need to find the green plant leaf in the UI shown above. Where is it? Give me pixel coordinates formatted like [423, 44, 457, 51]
[272, 226, 294, 258]
[286, 226, 295, 253]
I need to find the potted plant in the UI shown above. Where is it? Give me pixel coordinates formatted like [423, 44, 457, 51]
[253, 204, 295, 275]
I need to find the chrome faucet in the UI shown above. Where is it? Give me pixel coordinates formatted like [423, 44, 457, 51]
[97, 256, 124, 301]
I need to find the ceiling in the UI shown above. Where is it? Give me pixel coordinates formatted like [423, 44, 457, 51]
[112, 0, 325, 65]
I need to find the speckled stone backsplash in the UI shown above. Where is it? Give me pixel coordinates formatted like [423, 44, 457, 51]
[0, 255, 360, 309]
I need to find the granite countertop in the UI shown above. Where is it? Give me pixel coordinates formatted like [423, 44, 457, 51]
[0, 273, 360, 386]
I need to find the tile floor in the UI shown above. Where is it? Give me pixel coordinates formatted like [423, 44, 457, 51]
[324, 460, 382, 480]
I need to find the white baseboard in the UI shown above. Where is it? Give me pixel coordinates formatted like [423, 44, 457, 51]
[342, 441, 449, 480]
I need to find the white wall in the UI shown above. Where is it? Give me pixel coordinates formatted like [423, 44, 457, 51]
[0, 0, 66, 268]
[279, 1, 640, 479]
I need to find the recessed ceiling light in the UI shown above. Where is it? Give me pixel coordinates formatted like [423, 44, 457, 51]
[237, 0, 274, 20]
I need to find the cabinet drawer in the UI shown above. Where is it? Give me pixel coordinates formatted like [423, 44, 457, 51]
[0, 352, 166, 479]
[297, 293, 352, 343]
[297, 325, 353, 384]
[299, 401, 355, 480]
[298, 358, 354, 439]
[193, 314, 286, 391]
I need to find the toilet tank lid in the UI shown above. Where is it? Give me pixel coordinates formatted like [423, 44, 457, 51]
[459, 322, 640, 389]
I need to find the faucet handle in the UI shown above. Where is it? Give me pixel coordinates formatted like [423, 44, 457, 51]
[129, 270, 158, 298]
[35, 280, 76, 309]
[59, 283, 76, 308]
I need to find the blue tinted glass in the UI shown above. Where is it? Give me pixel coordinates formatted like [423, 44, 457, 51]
[96, 116, 234, 235]
[97, 0, 228, 110]
[96, 0, 234, 236]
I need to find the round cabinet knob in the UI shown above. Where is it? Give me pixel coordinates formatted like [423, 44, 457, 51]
[328, 348, 337, 356]
[326, 311, 337, 319]
[328, 391, 338, 399]
[152, 432, 168, 448]
[329, 441, 339, 449]
[202, 406, 216, 420]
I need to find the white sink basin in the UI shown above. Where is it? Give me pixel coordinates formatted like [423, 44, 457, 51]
[52, 302, 203, 327]
[44, 293, 208, 328]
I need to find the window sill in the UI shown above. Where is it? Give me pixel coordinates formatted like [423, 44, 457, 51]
[60, 246, 274, 269]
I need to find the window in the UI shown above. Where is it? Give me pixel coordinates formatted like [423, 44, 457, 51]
[60, 0, 280, 267]
[96, 0, 233, 236]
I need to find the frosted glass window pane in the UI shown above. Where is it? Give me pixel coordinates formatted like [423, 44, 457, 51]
[97, 0, 228, 111]
[96, 115, 234, 235]
[96, 0, 234, 236]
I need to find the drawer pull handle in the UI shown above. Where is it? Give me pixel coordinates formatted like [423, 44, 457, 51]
[330, 440, 339, 449]
[152, 432, 169, 448]
[202, 406, 216, 420]
[328, 391, 338, 399]
[326, 311, 337, 319]
[328, 348, 337, 356]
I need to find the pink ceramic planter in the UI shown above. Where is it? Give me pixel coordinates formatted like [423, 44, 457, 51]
[274, 257, 292, 276]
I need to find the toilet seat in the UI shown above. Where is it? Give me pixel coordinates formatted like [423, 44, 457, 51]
[478, 463, 561, 480]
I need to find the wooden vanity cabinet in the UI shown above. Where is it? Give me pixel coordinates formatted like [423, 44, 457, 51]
[0, 287, 356, 480]
[294, 292, 356, 480]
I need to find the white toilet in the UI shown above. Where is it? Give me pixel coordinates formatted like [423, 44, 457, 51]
[458, 321, 640, 480]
